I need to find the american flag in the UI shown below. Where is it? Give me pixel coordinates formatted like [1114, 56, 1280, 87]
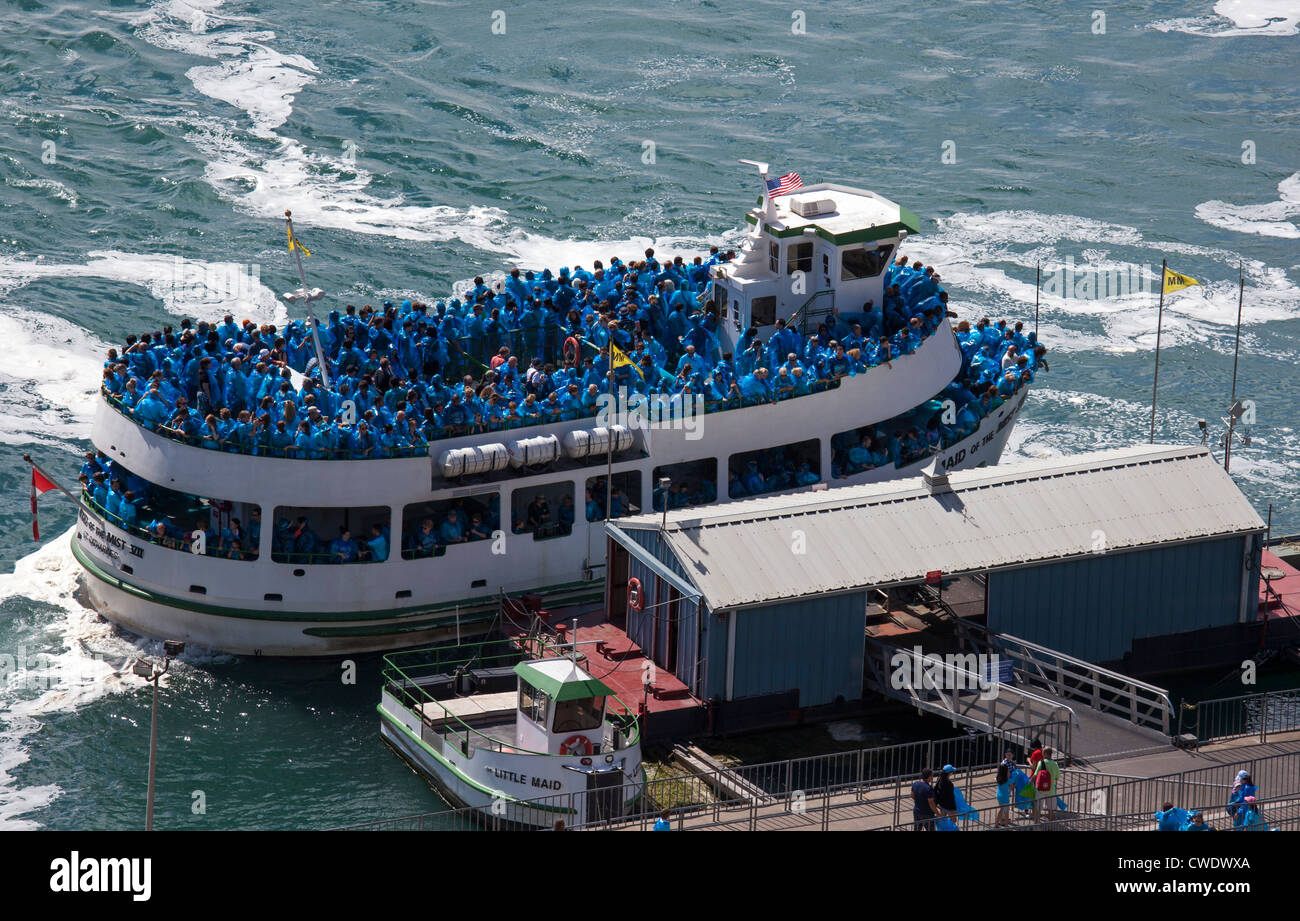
[766, 172, 803, 197]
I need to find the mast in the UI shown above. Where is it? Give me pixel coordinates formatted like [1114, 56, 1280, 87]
[1148, 259, 1166, 444]
[1225, 265, 1244, 474]
[282, 210, 332, 390]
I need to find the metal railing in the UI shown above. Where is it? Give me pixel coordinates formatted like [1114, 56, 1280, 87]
[952, 620, 1175, 735]
[999, 791, 1300, 832]
[1180, 688, 1300, 745]
[339, 718, 1070, 831]
[862, 638, 1079, 743]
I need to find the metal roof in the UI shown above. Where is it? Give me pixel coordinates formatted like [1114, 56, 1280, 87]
[610, 445, 1265, 611]
[514, 659, 613, 702]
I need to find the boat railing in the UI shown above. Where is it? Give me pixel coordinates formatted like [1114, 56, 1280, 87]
[80, 491, 260, 562]
[381, 640, 641, 755]
[97, 306, 967, 460]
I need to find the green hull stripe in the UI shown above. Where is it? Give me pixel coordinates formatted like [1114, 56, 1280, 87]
[73, 537, 598, 626]
[378, 705, 572, 813]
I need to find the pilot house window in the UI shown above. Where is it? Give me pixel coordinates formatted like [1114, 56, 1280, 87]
[750, 296, 777, 327]
[841, 244, 895, 281]
[787, 242, 813, 274]
[768, 241, 779, 274]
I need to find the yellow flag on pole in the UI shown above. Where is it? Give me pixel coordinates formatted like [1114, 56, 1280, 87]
[1162, 266, 1200, 294]
[609, 341, 643, 380]
[287, 225, 311, 258]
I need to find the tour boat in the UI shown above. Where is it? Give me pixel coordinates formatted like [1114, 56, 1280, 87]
[377, 638, 643, 828]
[71, 171, 1038, 655]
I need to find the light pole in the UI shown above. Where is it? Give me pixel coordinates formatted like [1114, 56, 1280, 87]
[133, 639, 184, 831]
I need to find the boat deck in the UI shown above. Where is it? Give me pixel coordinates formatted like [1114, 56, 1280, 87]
[507, 618, 707, 740]
[1259, 549, 1300, 618]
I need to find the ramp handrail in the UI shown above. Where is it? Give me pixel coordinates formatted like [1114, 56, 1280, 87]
[952, 620, 1174, 736]
[863, 639, 1080, 744]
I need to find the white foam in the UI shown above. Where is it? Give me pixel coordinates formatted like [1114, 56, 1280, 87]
[1151, 0, 1300, 36]
[0, 527, 231, 829]
[6, 177, 78, 209]
[905, 210, 1300, 355]
[0, 308, 105, 445]
[0, 251, 285, 323]
[0, 529, 137, 828]
[1195, 171, 1300, 239]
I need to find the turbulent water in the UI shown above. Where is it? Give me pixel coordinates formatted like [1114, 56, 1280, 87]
[0, 0, 1297, 829]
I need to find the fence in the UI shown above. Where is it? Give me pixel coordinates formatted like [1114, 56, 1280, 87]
[1180, 688, 1300, 745]
[337, 719, 1070, 831]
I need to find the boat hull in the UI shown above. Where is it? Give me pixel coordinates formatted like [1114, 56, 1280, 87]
[378, 694, 642, 828]
[74, 355, 1030, 656]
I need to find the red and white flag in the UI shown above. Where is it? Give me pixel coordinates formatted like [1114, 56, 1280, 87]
[31, 467, 57, 541]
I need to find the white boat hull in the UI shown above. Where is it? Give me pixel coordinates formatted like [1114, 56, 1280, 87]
[378, 692, 642, 828]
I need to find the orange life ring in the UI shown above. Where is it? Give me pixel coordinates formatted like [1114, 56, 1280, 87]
[563, 336, 581, 363]
[561, 735, 593, 756]
[627, 577, 643, 611]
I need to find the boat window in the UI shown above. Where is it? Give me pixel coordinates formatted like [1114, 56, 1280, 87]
[787, 242, 813, 275]
[729, 438, 820, 499]
[653, 458, 718, 511]
[271, 505, 391, 565]
[584, 472, 641, 522]
[840, 244, 894, 281]
[401, 493, 500, 559]
[519, 680, 550, 726]
[82, 460, 261, 562]
[552, 696, 605, 733]
[511, 481, 575, 541]
[768, 241, 779, 274]
[750, 296, 777, 327]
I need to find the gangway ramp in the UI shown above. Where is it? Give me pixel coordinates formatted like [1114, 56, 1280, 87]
[947, 620, 1176, 761]
[862, 638, 1078, 753]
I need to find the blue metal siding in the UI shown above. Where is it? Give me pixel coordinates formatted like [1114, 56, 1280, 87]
[730, 592, 866, 707]
[986, 536, 1250, 663]
[702, 607, 728, 700]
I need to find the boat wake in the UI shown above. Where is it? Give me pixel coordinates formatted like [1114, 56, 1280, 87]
[1150, 0, 1300, 37]
[1195, 171, 1300, 240]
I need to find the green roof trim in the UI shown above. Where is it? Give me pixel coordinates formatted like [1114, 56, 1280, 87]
[514, 661, 614, 701]
[743, 212, 918, 244]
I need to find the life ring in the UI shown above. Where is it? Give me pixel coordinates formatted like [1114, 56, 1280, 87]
[627, 577, 643, 611]
[561, 735, 593, 756]
[563, 336, 581, 363]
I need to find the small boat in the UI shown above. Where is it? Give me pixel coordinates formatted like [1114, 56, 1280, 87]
[378, 637, 643, 828]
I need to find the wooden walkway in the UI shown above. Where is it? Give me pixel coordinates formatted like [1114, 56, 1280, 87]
[601, 729, 1300, 831]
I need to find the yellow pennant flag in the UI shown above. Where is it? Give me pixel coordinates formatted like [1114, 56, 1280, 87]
[1162, 266, 1200, 294]
[609, 341, 644, 380]
[287, 225, 311, 258]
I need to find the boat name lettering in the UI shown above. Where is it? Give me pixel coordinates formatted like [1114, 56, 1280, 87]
[484, 766, 562, 790]
[78, 508, 145, 559]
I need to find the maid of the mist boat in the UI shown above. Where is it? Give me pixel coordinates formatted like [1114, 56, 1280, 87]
[377, 638, 643, 827]
[73, 166, 1036, 655]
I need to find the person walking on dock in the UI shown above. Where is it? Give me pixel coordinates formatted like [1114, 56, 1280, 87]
[653, 808, 672, 831]
[911, 769, 939, 831]
[995, 751, 1016, 827]
[933, 764, 959, 822]
[1227, 771, 1257, 820]
[1155, 801, 1190, 831]
[1030, 747, 1060, 823]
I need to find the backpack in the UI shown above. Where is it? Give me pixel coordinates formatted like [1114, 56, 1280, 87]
[1035, 768, 1052, 792]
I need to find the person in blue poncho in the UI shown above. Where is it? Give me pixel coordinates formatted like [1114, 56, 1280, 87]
[330, 527, 358, 564]
[1226, 771, 1257, 820]
[1155, 801, 1191, 831]
[1181, 811, 1213, 831]
[364, 523, 388, 563]
[1233, 795, 1268, 830]
[439, 509, 466, 544]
